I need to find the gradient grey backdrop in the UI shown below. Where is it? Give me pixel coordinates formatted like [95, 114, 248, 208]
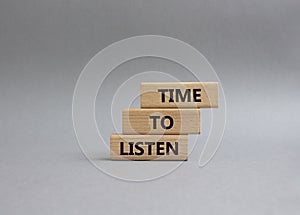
[1, 0, 299, 214]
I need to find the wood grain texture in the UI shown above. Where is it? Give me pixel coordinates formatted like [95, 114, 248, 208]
[122, 108, 200, 135]
[140, 82, 218, 108]
[110, 134, 188, 160]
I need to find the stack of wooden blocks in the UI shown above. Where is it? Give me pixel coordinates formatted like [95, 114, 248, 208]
[110, 82, 218, 161]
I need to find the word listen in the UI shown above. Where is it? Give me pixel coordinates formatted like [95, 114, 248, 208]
[120, 141, 178, 156]
[110, 134, 188, 160]
[140, 82, 218, 108]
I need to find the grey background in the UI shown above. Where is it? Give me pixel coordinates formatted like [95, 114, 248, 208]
[1, 0, 299, 214]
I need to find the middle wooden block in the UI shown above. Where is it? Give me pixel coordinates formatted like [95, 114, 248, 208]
[122, 108, 200, 135]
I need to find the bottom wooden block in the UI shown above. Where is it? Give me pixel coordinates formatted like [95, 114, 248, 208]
[110, 134, 188, 161]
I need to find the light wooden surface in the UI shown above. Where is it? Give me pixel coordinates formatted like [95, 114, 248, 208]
[140, 82, 218, 108]
[122, 108, 200, 135]
[110, 134, 188, 160]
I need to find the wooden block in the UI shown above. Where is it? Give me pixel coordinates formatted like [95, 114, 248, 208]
[140, 82, 218, 108]
[122, 108, 200, 135]
[110, 134, 188, 160]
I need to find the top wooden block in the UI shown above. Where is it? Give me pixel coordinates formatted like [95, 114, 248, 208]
[140, 82, 218, 108]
